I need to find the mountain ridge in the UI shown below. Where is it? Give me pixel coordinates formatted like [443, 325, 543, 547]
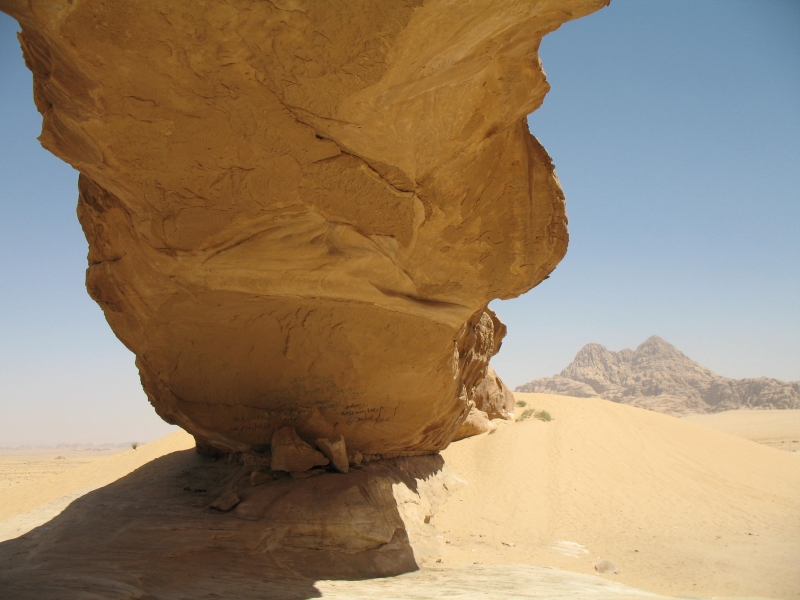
[516, 336, 800, 415]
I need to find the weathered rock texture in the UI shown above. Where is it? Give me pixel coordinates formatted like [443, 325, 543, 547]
[2, 0, 607, 455]
[518, 336, 800, 415]
[474, 366, 517, 420]
[0, 448, 460, 597]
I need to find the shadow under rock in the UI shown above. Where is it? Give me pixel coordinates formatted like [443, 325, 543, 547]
[0, 448, 446, 600]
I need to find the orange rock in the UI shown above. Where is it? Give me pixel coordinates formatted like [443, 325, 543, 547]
[3, 0, 608, 455]
[452, 407, 494, 442]
[473, 367, 516, 420]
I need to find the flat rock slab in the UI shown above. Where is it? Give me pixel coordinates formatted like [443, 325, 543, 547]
[316, 564, 669, 599]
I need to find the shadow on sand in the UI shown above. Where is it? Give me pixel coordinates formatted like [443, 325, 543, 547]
[0, 449, 446, 599]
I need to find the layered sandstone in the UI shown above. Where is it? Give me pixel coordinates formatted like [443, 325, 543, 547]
[2, 0, 608, 455]
[518, 336, 800, 415]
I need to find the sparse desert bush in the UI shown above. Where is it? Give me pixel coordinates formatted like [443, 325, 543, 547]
[518, 409, 553, 422]
[518, 408, 535, 421]
[516, 400, 527, 408]
[131, 442, 139, 450]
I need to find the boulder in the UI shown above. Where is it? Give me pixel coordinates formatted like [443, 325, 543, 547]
[209, 490, 240, 512]
[473, 366, 516, 420]
[270, 427, 329, 473]
[3, 0, 608, 456]
[250, 468, 275, 487]
[452, 407, 494, 442]
[348, 450, 364, 467]
[316, 436, 350, 474]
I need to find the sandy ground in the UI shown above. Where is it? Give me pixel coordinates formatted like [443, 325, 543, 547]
[437, 393, 800, 600]
[0, 447, 128, 493]
[0, 432, 194, 542]
[1, 395, 797, 599]
[683, 409, 800, 453]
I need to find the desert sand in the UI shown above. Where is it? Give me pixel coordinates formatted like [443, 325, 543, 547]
[0, 446, 128, 493]
[438, 393, 800, 599]
[1, 394, 798, 599]
[0, 433, 194, 543]
[683, 409, 800, 453]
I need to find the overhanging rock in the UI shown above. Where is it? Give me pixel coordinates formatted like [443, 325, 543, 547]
[2, 0, 608, 455]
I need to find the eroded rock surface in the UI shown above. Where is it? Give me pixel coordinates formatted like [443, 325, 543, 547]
[2, 0, 608, 455]
[474, 366, 517, 420]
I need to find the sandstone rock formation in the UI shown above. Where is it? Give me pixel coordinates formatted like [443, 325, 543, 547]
[518, 335, 800, 415]
[271, 427, 329, 472]
[316, 435, 349, 473]
[452, 407, 494, 442]
[2, 0, 608, 455]
[451, 365, 515, 441]
[473, 366, 517, 420]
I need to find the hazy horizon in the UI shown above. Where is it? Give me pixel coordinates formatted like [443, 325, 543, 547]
[1, 0, 798, 445]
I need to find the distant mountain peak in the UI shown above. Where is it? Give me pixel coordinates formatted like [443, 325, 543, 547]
[517, 337, 799, 415]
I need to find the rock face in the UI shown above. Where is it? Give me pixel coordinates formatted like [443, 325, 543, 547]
[2, 0, 608, 455]
[518, 336, 800, 415]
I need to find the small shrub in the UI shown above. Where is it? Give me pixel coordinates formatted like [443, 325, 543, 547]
[535, 410, 552, 422]
[518, 408, 535, 421]
[516, 400, 527, 408]
[131, 442, 139, 450]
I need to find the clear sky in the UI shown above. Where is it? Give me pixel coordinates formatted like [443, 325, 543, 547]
[1, 1, 798, 445]
[492, 0, 800, 388]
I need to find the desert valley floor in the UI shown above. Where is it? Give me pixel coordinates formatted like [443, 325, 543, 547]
[1, 394, 798, 599]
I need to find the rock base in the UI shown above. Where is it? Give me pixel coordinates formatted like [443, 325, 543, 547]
[0, 447, 460, 598]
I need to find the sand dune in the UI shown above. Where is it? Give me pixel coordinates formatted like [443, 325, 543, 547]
[683, 409, 800, 453]
[1, 394, 797, 599]
[437, 393, 800, 599]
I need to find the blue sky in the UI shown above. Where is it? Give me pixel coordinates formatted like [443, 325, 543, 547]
[492, 0, 800, 387]
[1, 1, 798, 445]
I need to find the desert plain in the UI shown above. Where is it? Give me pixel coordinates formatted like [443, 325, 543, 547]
[1, 393, 797, 599]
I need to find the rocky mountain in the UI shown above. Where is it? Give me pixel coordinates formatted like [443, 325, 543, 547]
[517, 336, 800, 415]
